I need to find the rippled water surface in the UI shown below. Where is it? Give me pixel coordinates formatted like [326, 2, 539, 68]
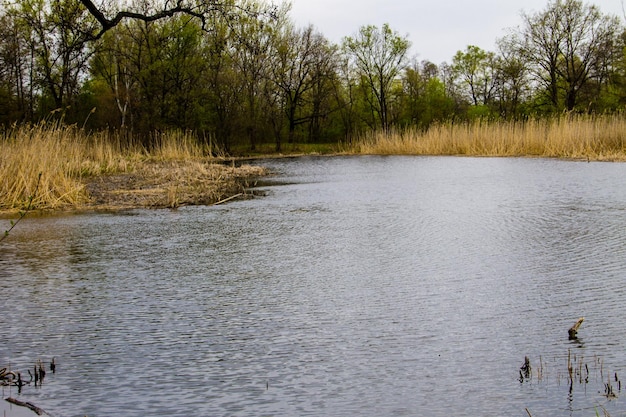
[2, 156, 626, 416]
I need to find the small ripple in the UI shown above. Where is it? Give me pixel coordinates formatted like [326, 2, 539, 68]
[4, 157, 626, 416]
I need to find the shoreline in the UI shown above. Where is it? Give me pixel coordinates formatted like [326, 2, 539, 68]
[0, 159, 267, 218]
[3, 115, 626, 216]
[1, 152, 623, 218]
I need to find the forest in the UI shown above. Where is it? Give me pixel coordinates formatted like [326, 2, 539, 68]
[0, 0, 624, 152]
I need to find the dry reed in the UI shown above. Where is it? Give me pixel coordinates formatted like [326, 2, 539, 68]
[148, 130, 213, 161]
[350, 114, 626, 160]
[1, 122, 94, 211]
[0, 123, 257, 212]
[4, 114, 625, 211]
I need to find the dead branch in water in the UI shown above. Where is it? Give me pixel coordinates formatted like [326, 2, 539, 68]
[212, 193, 244, 206]
[5, 397, 48, 415]
[568, 317, 585, 340]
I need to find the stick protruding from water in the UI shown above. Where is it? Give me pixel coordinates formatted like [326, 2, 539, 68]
[568, 317, 584, 340]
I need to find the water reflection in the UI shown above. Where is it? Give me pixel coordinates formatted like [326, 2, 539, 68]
[2, 156, 626, 416]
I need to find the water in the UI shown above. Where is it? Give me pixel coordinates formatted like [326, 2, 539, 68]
[2, 156, 626, 416]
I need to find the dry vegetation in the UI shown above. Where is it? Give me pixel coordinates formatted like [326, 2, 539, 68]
[83, 160, 264, 211]
[3, 114, 626, 213]
[349, 114, 626, 160]
[0, 122, 265, 213]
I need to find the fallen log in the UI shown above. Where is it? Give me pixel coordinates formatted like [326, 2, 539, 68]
[568, 317, 584, 340]
[5, 397, 47, 415]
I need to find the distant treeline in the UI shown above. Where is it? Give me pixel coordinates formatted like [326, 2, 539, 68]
[0, 0, 624, 151]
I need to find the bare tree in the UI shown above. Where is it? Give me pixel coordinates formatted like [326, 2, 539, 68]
[14, 0, 99, 112]
[0, 12, 31, 121]
[271, 24, 336, 149]
[494, 35, 531, 119]
[518, 0, 621, 111]
[229, 1, 288, 150]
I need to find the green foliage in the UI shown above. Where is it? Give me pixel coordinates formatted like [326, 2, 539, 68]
[452, 45, 497, 107]
[342, 23, 411, 131]
[0, 0, 625, 148]
[466, 104, 492, 120]
[398, 61, 456, 129]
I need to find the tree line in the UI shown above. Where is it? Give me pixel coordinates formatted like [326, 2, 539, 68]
[0, 0, 624, 151]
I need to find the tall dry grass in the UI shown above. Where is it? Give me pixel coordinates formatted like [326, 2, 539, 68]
[0, 123, 212, 211]
[350, 114, 626, 160]
[148, 130, 214, 161]
[3, 114, 625, 211]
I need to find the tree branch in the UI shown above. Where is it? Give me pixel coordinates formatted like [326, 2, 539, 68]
[78, 0, 274, 40]
[79, 0, 211, 39]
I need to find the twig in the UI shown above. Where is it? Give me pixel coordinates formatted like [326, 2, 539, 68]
[5, 397, 47, 415]
[212, 193, 244, 206]
[1, 172, 42, 243]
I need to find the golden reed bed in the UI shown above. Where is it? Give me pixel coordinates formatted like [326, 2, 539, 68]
[0, 123, 264, 212]
[350, 115, 626, 160]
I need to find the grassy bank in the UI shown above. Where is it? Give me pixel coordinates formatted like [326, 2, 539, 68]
[0, 123, 265, 212]
[349, 114, 626, 160]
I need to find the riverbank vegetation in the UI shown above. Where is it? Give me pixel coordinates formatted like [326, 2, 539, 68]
[0, 123, 265, 212]
[4, 113, 626, 212]
[2, 0, 626, 211]
[350, 114, 626, 160]
[1, 0, 625, 149]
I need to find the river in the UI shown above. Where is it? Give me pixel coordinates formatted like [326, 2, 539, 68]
[2, 156, 626, 416]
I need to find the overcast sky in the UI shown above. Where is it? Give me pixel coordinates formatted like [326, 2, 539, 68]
[288, 0, 625, 64]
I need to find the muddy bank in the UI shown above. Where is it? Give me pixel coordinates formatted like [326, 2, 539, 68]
[81, 160, 267, 211]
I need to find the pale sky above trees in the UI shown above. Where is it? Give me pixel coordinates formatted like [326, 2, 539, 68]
[289, 0, 624, 64]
